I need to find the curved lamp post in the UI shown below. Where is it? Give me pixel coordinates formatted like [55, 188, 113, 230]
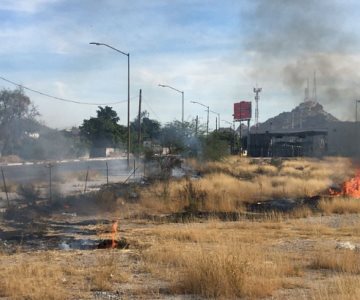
[90, 42, 131, 166]
[158, 84, 184, 125]
[190, 101, 209, 135]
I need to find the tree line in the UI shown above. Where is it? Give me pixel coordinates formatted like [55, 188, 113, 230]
[0, 88, 238, 161]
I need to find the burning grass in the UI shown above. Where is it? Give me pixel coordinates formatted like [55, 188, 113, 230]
[2, 156, 360, 299]
[140, 156, 348, 214]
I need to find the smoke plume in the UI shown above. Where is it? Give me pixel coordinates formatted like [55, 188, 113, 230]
[244, 0, 360, 120]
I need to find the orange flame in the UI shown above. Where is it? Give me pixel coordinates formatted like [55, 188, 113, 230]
[330, 171, 360, 198]
[111, 220, 118, 248]
[342, 171, 360, 198]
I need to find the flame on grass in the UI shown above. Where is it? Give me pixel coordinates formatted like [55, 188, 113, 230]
[330, 171, 360, 198]
[111, 220, 118, 248]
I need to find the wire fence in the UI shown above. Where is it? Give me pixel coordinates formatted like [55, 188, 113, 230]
[0, 158, 146, 208]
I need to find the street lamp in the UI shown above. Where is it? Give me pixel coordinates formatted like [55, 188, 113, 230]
[89, 42, 131, 167]
[210, 109, 220, 130]
[158, 84, 184, 125]
[190, 101, 209, 135]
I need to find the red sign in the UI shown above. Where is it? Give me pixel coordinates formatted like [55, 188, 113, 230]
[233, 101, 251, 120]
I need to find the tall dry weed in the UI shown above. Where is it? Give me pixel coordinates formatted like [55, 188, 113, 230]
[311, 276, 360, 300]
[141, 156, 353, 214]
[318, 197, 360, 214]
[311, 249, 360, 274]
[143, 240, 299, 299]
[0, 257, 67, 300]
[89, 253, 129, 291]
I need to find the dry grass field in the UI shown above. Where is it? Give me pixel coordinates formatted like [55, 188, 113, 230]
[1, 156, 360, 299]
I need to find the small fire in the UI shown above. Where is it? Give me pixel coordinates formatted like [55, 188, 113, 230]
[330, 171, 360, 198]
[111, 220, 118, 248]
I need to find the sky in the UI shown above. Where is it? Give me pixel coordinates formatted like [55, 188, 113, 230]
[1, 0, 360, 130]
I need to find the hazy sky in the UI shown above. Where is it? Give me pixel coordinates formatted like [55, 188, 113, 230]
[1, 0, 360, 129]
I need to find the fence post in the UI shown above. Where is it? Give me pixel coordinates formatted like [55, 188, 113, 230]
[84, 167, 89, 194]
[45, 163, 54, 203]
[106, 162, 109, 185]
[133, 160, 136, 179]
[1, 167, 9, 207]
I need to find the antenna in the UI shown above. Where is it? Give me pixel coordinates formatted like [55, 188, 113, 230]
[304, 78, 310, 102]
[253, 86, 262, 130]
[313, 71, 317, 103]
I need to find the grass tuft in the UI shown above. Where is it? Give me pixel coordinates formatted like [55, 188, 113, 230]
[318, 197, 360, 214]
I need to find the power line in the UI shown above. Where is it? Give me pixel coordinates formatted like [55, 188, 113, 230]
[0, 76, 134, 106]
[142, 98, 161, 120]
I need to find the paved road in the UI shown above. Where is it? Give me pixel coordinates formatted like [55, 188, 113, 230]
[0, 157, 140, 183]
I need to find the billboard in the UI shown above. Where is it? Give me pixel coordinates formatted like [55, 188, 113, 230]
[233, 101, 252, 120]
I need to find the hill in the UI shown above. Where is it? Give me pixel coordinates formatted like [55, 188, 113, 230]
[256, 101, 338, 132]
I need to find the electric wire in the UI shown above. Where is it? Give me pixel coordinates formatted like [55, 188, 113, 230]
[142, 98, 161, 120]
[0, 76, 136, 105]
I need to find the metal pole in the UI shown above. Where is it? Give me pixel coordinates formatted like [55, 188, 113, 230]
[127, 53, 131, 167]
[48, 164, 53, 202]
[1, 167, 9, 207]
[233, 121, 236, 154]
[182, 91, 184, 125]
[106, 162, 109, 185]
[239, 121, 242, 155]
[138, 89, 142, 149]
[158, 84, 184, 126]
[89, 42, 131, 167]
[206, 106, 209, 135]
[247, 119, 250, 156]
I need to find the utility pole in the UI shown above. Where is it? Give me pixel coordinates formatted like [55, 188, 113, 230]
[138, 89, 142, 148]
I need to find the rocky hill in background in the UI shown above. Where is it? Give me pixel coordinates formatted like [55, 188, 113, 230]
[255, 101, 338, 132]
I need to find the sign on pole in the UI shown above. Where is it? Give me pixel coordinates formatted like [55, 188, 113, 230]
[233, 101, 252, 121]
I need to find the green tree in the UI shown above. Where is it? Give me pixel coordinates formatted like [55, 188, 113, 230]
[201, 131, 231, 161]
[0, 88, 39, 155]
[79, 106, 126, 149]
[160, 120, 202, 155]
[130, 111, 161, 153]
